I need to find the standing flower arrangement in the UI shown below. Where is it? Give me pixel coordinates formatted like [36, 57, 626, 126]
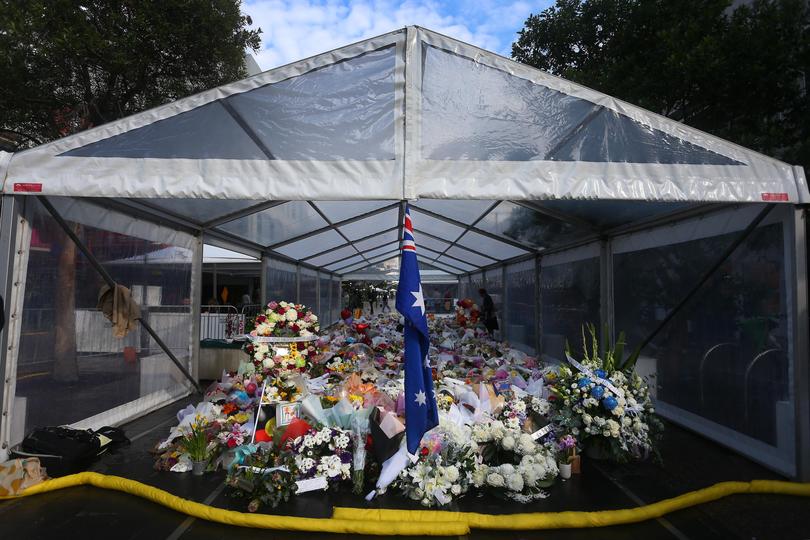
[549, 325, 662, 462]
[244, 301, 320, 378]
[395, 423, 478, 507]
[471, 419, 558, 502]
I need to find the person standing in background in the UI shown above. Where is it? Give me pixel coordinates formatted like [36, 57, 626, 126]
[479, 288, 499, 337]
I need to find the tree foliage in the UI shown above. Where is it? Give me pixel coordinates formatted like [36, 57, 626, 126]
[0, 0, 261, 147]
[512, 0, 810, 169]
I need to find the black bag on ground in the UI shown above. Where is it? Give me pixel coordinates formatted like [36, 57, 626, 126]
[96, 426, 130, 448]
[14, 426, 104, 477]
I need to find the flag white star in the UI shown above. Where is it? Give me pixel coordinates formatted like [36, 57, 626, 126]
[411, 285, 425, 316]
[414, 390, 427, 406]
[424, 354, 431, 368]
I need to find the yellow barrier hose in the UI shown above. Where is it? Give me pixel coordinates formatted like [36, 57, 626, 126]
[2, 472, 809, 535]
[0, 472, 466, 535]
[334, 480, 810, 530]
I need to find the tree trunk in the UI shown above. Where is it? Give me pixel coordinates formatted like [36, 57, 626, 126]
[52, 224, 79, 383]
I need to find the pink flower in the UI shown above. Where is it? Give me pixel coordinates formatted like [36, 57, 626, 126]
[268, 301, 278, 309]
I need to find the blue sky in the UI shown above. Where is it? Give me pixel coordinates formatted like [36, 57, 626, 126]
[242, 1, 554, 70]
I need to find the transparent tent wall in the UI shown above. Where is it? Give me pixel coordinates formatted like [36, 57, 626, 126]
[331, 277, 341, 323]
[505, 259, 536, 354]
[265, 258, 297, 304]
[458, 275, 471, 301]
[611, 204, 796, 476]
[539, 244, 601, 362]
[10, 197, 193, 444]
[299, 267, 318, 313]
[318, 272, 330, 324]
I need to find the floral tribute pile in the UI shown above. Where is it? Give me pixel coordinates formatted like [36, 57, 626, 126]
[152, 302, 660, 511]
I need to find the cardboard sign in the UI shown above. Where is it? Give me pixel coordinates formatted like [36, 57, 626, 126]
[296, 476, 328, 493]
[276, 401, 300, 427]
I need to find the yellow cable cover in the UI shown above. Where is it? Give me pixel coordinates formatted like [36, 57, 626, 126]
[1, 472, 808, 535]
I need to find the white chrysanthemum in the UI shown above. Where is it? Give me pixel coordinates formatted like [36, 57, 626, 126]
[501, 435, 516, 451]
[531, 397, 550, 415]
[335, 434, 350, 449]
[518, 434, 536, 455]
[444, 465, 459, 483]
[319, 455, 342, 477]
[507, 472, 524, 492]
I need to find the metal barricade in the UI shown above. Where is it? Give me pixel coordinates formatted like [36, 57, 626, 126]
[200, 304, 239, 340]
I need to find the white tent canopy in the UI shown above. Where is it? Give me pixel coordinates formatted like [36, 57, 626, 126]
[0, 27, 808, 480]
[0, 26, 806, 279]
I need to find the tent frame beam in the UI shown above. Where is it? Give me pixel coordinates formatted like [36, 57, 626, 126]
[413, 201, 502, 262]
[513, 200, 599, 233]
[266, 202, 400, 250]
[410, 202, 532, 254]
[307, 201, 370, 265]
[203, 200, 287, 229]
[304, 226, 399, 264]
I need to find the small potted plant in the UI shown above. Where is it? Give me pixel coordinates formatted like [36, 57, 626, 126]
[181, 416, 211, 475]
[557, 434, 578, 480]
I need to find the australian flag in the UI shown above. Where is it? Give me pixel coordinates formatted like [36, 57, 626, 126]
[396, 205, 439, 455]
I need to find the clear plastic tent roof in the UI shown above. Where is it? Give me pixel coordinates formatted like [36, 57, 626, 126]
[1, 26, 806, 279]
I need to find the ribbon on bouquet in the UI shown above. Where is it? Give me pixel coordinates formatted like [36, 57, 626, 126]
[565, 353, 625, 399]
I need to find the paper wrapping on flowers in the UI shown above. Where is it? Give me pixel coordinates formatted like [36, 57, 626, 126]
[150, 309, 659, 510]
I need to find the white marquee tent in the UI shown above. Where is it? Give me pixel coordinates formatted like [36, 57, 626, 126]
[0, 27, 806, 480]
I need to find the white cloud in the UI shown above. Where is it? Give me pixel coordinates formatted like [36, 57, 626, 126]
[242, 0, 549, 70]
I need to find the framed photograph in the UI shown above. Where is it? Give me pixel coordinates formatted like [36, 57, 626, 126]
[276, 401, 301, 427]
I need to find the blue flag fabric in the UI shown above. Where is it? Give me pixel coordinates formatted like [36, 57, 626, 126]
[395, 204, 439, 455]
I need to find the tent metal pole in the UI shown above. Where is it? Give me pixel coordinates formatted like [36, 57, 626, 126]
[790, 206, 809, 481]
[36, 196, 203, 394]
[631, 203, 776, 358]
[189, 234, 203, 382]
[0, 195, 25, 457]
[534, 255, 542, 356]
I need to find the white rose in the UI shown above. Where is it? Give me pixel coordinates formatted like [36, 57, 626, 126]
[451, 484, 462, 496]
[444, 465, 459, 483]
[286, 309, 298, 321]
[487, 472, 505, 487]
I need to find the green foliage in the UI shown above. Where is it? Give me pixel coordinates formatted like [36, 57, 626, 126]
[512, 0, 810, 170]
[566, 323, 631, 373]
[0, 0, 261, 147]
